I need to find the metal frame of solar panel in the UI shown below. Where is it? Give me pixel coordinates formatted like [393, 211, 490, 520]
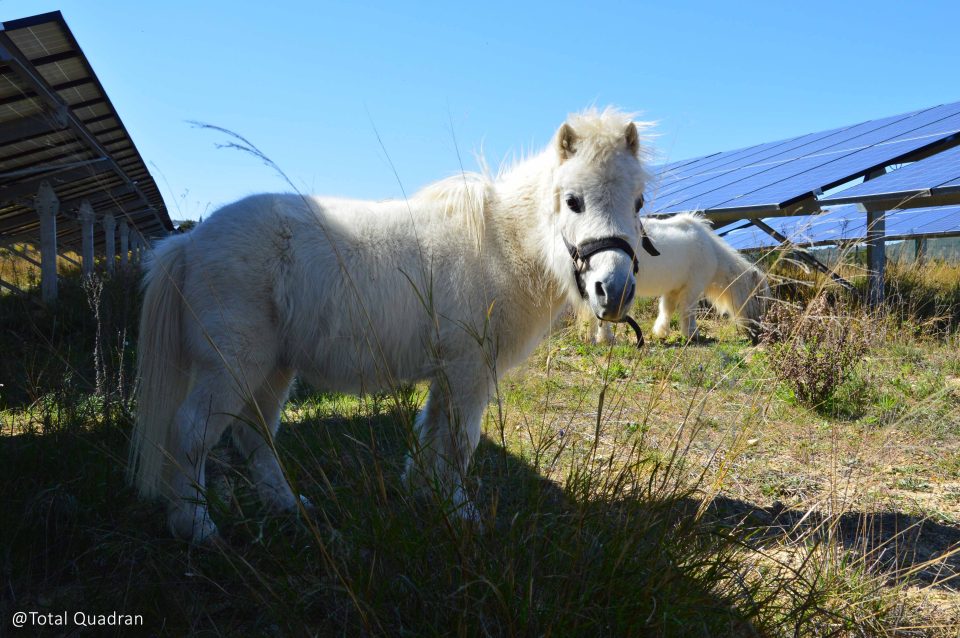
[650, 101, 960, 222]
[0, 11, 172, 251]
[720, 205, 960, 251]
[819, 143, 960, 210]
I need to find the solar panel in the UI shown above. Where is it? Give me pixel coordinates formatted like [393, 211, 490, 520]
[709, 112, 960, 211]
[819, 143, 960, 206]
[651, 107, 929, 204]
[720, 205, 960, 250]
[651, 101, 960, 216]
[721, 225, 779, 250]
[656, 117, 887, 197]
[0, 11, 173, 245]
[660, 137, 793, 183]
[665, 106, 960, 212]
[885, 205, 960, 238]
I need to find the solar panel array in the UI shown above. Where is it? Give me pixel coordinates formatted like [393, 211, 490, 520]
[720, 205, 960, 251]
[650, 101, 960, 217]
[820, 143, 960, 206]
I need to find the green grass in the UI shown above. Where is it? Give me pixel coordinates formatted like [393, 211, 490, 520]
[3, 264, 960, 635]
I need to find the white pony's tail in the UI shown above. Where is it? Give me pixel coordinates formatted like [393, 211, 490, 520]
[701, 223, 770, 338]
[129, 235, 190, 499]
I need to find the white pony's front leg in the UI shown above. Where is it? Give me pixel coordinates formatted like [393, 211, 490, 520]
[593, 319, 615, 344]
[403, 375, 490, 524]
[652, 292, 678, 338]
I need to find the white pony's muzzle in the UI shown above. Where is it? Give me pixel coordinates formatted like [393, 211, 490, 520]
[583, 250, 636, 320]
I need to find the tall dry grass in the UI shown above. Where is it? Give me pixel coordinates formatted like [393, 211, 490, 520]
[3, 124, 960, 634]
[1, 252, 958, 634]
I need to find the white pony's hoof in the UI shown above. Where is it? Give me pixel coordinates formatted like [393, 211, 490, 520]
[169, 506, 219, 544]
[595, 323, 616, 345]
[455, 500, 484, 532]
[652, 322, 669, 339]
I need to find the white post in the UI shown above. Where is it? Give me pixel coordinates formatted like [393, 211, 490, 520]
[119, 219, 129, 269]
[103, 213, 116, 274]
[866, 209, 886, 307]
[35, 181, 59, 303]
[79, 200, 95, 278]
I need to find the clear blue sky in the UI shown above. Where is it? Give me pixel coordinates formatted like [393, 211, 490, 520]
[3, 0, 958, 221]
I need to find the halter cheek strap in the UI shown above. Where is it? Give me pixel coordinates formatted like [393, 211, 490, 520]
[563, 227, 660, 348]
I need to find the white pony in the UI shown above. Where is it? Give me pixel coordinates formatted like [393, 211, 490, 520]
[590, 214, 769, 343]
[131, 109, 652, 542]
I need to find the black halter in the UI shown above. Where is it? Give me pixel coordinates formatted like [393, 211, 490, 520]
[564, 227, 660, 348]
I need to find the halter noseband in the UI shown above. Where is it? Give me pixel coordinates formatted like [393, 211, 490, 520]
[564, 226, 660, 348]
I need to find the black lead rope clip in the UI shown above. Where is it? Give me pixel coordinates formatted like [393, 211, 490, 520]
[564, 227, 660, 349]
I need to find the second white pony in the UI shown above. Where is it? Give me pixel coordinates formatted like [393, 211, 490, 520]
[590, 214, 769, 343]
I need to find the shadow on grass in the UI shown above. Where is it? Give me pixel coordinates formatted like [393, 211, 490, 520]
[704, 496, 960, 588]
[3, 392, 954, 635]
[0, 403, 761, 637]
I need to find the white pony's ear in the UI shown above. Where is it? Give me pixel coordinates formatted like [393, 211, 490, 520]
[557, 123, 578, 161]
[625, 122, 639, 157]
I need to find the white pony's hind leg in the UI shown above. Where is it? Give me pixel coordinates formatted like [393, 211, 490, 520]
[403, 375, 489, 523]
[168, 362, 270, 542]
[653, 292, 678, 338]
[677, 287, 702, 339]
[231, 368, 303, 512]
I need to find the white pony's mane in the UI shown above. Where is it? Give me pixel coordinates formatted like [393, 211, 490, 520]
[564, 107, 654, 165]
[497, 108, 655, 179]
[412, 172, 491, 244]
[409, 108, 654, 246]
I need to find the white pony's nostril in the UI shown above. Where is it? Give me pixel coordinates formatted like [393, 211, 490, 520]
[594, 281, 606, 302]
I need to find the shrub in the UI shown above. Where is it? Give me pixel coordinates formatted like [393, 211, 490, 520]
[760, 296, 873, 405]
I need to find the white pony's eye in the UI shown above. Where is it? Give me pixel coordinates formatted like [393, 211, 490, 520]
[565, 194, 584, 213]
[634, 195, 644, 213]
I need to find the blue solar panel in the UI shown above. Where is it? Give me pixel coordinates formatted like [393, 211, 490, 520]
[656, 117, 892, 199]
[651, 101, 960, 215]
[652, 106, 932, 206]
[885, 205, 960, 238]
[661, 135, 804, 183]
[820, 143, 960, 205]
[698, 110, 960, 213]
[722, 226, 779, 250]
[659, 109, 930, 185]
[720, 205, 960, 250]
